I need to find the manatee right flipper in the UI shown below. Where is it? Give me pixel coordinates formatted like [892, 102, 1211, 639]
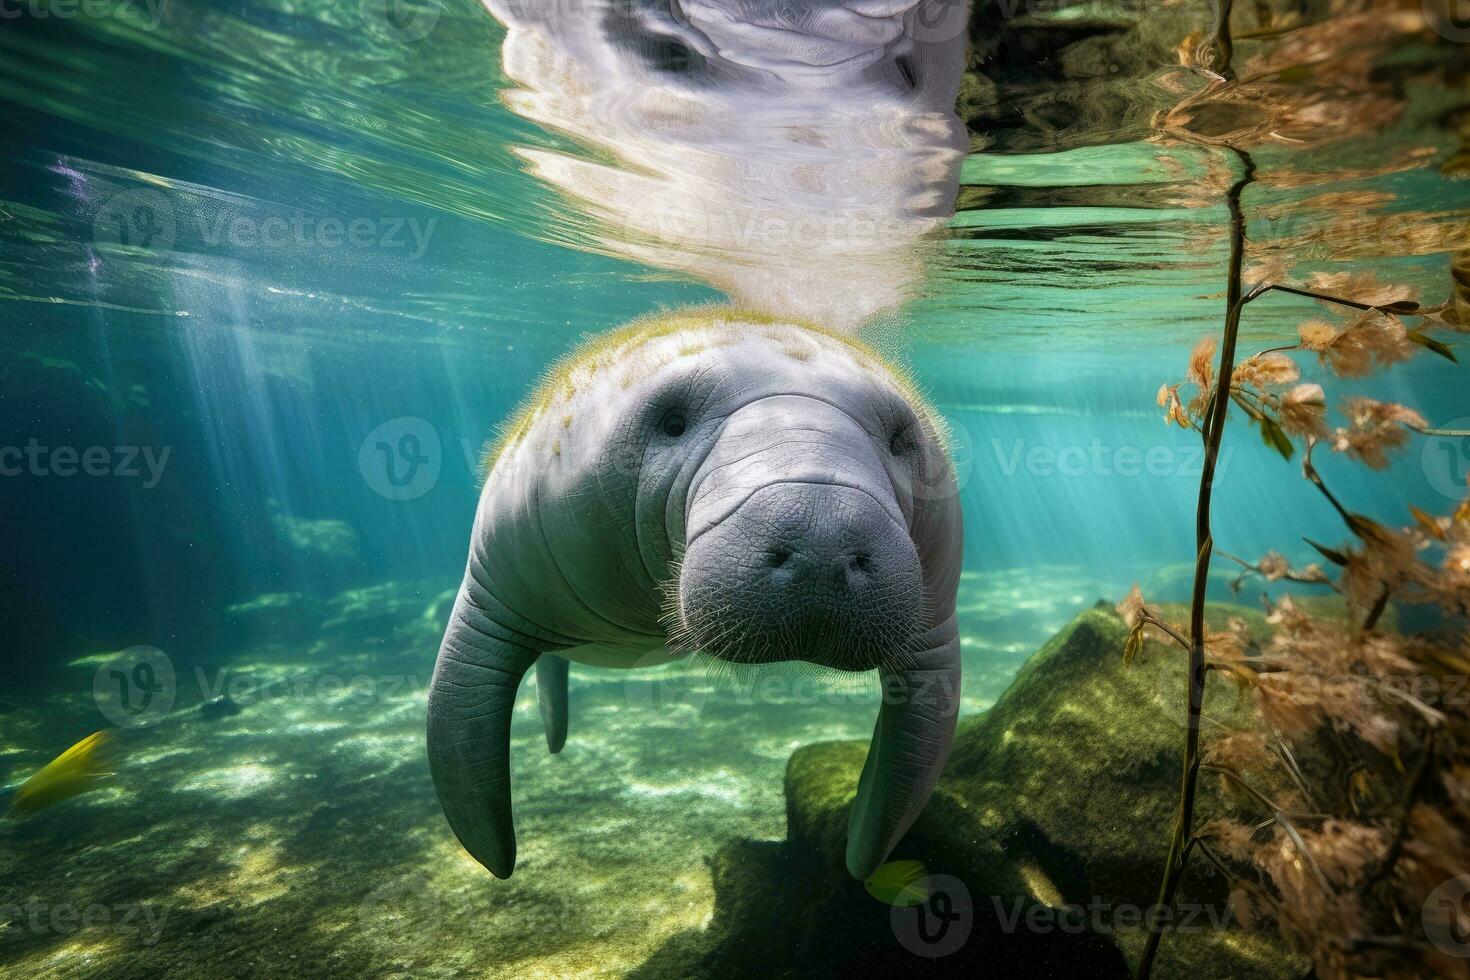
[845, 616, 961, 880]
[536, 655, 570, 753]
[427, 586, 542, 879]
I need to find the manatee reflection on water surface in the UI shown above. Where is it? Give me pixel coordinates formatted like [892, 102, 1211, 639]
[488, 0, 970, 326]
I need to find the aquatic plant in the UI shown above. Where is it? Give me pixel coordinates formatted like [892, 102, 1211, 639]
[1128, 2, 1470, 977]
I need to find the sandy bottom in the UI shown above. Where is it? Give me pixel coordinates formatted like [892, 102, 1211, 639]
[0, 565, 1114, 978]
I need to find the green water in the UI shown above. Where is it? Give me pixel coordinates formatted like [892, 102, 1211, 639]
[1, 1, 1467, 976]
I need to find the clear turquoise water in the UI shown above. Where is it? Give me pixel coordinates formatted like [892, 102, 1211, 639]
[1, 2, 1466, 976]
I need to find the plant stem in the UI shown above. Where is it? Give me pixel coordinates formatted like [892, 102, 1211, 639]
[1361, 732, 1436, 889]
[1136, 142, 1256, 980]
[1211, 0, 1235, 79]
[1242, 282, 1429, 316]
[1142, 611, 1191, 651]
[1362, 588, 1390, 631]
[1413, 425, 1470, 437]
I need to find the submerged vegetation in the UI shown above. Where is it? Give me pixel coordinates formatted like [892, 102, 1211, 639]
[1126, 3, 1470, 977]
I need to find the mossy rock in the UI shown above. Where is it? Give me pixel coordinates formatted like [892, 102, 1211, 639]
[645, 603, 1312, 978]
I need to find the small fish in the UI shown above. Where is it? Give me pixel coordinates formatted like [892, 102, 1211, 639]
[7, 730, 118, 816]
[864, 859, 930, 908]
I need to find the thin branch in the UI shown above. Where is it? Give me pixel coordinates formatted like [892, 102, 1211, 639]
[1273, 739, 1318, 811]
[1142, 611, 1191, 651]
[1216, 548, 1337, 588]
[1411, 425, 1470, 437]
[1242, 282, 1430, 316]
[1361, 587, 1390, 632]
[1275, 810, 1334, 893]
[1360, 732, 1437, 890]
[1301, 443, 1356, 527]
[1138, 139, 1255, 980]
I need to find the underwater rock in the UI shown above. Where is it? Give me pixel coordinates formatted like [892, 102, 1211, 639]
[197, 695, 243, 720]
[641, 604, 1310, 978]
[267, 505, 364, 587]
[223, 591, 323, 643]
[320, 581, 453, 649]
[630, 830, 1123, 980]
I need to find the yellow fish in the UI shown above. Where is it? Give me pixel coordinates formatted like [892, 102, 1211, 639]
[7, 730, 118, 815]
[863, 859, 930, 908]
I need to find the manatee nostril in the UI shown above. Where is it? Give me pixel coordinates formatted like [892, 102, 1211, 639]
[767, 547, 792, 568]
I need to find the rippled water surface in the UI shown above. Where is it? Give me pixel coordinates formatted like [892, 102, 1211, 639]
[1, 1, 1467, 976]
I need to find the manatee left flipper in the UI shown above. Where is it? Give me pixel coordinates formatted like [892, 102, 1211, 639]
[427, 586, 542, 879]
[536, 655, 570, 753]
[845, 616, 961, 880]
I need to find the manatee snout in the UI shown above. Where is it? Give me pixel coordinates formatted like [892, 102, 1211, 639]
[678, 397, 923, 670]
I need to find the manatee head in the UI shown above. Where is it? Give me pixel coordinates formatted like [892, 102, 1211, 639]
[487, 308, 955, 669]
[675, 388, 930, 672]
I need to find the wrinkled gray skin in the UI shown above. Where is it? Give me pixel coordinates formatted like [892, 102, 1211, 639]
[428, 322, 962, 881]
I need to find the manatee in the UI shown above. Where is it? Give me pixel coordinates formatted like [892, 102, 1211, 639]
[427, 309, 962, 880]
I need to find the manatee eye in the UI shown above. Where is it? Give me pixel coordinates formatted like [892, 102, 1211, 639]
[889, 431, 908, 456]
[661, 413, 687, 438]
